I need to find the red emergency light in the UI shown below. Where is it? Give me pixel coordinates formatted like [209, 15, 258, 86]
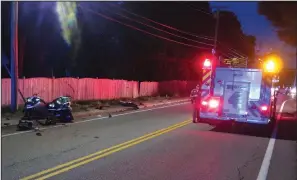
[203, 59, 212, 69]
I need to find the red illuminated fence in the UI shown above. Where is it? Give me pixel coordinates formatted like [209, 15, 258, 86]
[159, 80, 199, 96]
[139, 82, 159, 97]
[1, 78, 198, 106]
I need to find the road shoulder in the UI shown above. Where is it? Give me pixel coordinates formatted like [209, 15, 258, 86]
[1, 96, 189, 128]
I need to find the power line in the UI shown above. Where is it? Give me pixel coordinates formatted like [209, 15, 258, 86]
[102, 5, 214, 47]
[218, 42, 248, 58]
[108, 3, 215, 41]
[220, 52, 233, 59]
[179, 3, 250, 58]
[218, 49, 240, 59]
[108, 3, 249, 58]
[78, 5, 212, 50]
[216, 40, 247, 57]
[81, 4, 249, 59]
[220, 47, 245, 58]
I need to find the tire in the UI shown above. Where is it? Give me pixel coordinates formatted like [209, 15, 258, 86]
[51, 118, 57, 125]
[17, 121, 33, 131]
[45, 116, 57, 125]
[16, 125, 21, 131]
[231, 122, 238, 133]
[231, 122, 245, 133]
[268, 117, 276, 131]
[69, 113, 74, 122]
[44, 118, 51, 125]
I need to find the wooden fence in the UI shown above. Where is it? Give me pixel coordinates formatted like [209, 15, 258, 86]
[1, 78, 198, 106]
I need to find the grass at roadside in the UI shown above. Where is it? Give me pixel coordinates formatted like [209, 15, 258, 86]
[70, 95, 174, 112]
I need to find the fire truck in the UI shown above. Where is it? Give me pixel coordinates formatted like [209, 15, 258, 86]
[193, 56, 280, 129]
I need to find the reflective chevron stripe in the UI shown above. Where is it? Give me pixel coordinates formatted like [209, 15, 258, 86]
[248, 101, 261, 117]
[201, 69, 212, 100]
[201, 69, 212, 88]
[248, 99, 271, 118]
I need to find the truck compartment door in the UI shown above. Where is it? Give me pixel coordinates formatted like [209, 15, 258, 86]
[223, 81, 250, 116]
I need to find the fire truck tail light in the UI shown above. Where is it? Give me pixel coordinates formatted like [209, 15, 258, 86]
[261, 105, 268, 111]
[201, 101, 208, 106]
[209, 99, 219, 108]
[201, 97, 220, 108]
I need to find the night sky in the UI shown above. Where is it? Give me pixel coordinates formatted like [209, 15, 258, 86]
[1, 1, 296, 79]
[210, 1, 296, 68]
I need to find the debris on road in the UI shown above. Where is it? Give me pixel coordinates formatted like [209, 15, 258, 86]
[1, 96, 189, 128]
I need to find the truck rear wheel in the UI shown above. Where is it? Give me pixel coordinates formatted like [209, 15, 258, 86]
[267, 117, 276, 133]
[231, 122, 244, 133]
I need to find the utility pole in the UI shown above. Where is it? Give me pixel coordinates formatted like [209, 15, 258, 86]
[10, 1, 19, 112]
[207, 7, 223, 95]
[51, 68, 54, 77]
[212, 6, 227, 65]
[213, 10, 220, 53]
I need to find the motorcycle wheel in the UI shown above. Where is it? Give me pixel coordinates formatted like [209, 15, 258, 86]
[45, 116, 57, 125]
[17, 122, 33, 131]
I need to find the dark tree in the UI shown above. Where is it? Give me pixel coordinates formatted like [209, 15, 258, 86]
[258, 2, 297, 47]
[258, 2, 297, 85]
[216, 11, 256, 62]
[1, 2, 256, 80]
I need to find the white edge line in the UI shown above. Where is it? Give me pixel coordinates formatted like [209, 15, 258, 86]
[256, 99, 289, 180]
[1, 100, 190, 138]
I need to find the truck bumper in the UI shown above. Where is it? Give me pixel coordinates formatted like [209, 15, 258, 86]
[199, 112, 271, 125]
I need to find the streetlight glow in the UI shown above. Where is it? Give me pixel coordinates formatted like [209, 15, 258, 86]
[262, 54, 283, 74]
[56, 2, 79, 46]
[265, 60, 276, 72]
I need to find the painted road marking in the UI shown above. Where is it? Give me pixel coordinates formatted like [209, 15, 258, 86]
[256, 99, 289, 180]
[21, 120, 191, 180]
[2, 101, 190, 138]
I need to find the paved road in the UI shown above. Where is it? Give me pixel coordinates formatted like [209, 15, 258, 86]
[1, 95, 296, 180]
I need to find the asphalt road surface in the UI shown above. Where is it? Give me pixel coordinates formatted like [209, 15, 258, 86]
[1, 95, 296, 180]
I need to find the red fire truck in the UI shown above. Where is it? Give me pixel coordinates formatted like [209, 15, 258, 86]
[192, 56, 280, 129]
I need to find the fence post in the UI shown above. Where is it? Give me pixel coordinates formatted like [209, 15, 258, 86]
[52, 76, 55, 101]
[77, 77, 79, 101]
[18, 76, 26, 105]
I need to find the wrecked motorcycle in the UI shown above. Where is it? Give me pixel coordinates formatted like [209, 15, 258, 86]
[17, 95, 74, 130]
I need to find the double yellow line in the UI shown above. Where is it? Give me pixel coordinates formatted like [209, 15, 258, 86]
[21, 120, 191, 180]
